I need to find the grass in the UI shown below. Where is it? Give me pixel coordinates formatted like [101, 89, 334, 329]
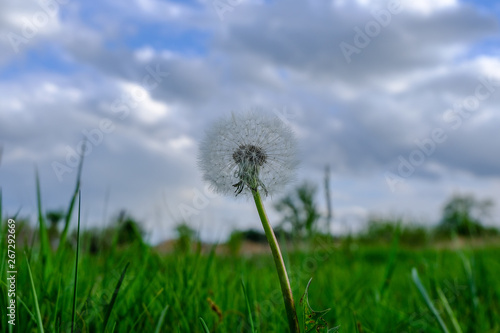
[1, 225, 500, 332]
[1, 173, 500, 332]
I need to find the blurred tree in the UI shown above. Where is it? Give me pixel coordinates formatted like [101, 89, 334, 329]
[46, 209, 64, 250]
[239, 229, 267, 243]
[46, 210, 64, 226]
[68, 211, 145, 253]
[78, 228, 112, 254]
[174, 222, 197, 252]
[115, 210, 144, 245]
[227, 230, 244, 255]
[274, 181, 321, 239]
[439, 194, 494, 236]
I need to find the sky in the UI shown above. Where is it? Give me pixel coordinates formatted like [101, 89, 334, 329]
[1, 0, 499, 244]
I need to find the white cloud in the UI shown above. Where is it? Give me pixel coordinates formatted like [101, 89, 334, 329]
[1, 0, 499, 241]
[347, 0, 458, 15]
[405, 0, 458, 16]
[119, 81, 170, 124]
[134, 46, 156, 62]
[168, 135, 195, 151]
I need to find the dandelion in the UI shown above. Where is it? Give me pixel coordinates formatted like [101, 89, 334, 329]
[199, 111, 297, 198]
[198, 110, 300, 333]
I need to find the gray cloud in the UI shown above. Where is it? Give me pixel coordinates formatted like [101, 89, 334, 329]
[1, 0, 500, 242]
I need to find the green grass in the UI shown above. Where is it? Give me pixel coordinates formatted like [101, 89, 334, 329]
[1, 229, 500, 332]
[1, 171, 500, 332]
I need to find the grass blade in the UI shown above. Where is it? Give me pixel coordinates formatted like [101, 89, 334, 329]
[379, 221, 400, 300]
[71, 191, 82, 333]
[53, 276, 63, 332]
[26, 255, 45, 333]
[58, 152, 84, 251]
[199, 317, 210, 333]
[412, 268, 449, 333]
[130, 288, 165, 330]
[35, 168, 51, 270]
[459, 252, 479, 310]
[437, 287, 463, 333]
[103, 262, 130, 331]
[154, 304, 169, 333]
[201, 244, 217, 290]
[16, 294, 37, 323]
[241, 279, 256, 333]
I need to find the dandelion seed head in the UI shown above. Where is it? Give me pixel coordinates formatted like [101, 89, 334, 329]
[232, 144, 267, 166]
[198, 111, 298, 198]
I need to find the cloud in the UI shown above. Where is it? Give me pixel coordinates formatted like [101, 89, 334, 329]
[1, 0, 499, 243]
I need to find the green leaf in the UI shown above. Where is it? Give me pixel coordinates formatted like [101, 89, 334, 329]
[437, 287, 462, 333]
[35, 168, 51, 274]
[103, 262, 130, 332]
[71, 191, 81, 333]
[26, 256, 45, 333]
[58, 152, 84, 251]
[241, 279, 257, 333]
[154, 304, 169, 333]
[300, 278, 340, 333]
[199, 317, 210, 333]
[411, 268, 450, 333]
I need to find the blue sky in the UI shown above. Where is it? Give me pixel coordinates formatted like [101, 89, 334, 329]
[1, 0, 500, 243]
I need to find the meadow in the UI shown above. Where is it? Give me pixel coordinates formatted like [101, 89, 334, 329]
[1, 215, 500, 332]
[1, 169, 500, 332]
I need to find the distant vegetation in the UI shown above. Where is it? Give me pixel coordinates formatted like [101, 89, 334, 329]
[437, 194, 496, 236]
[227, 187, 498, 251]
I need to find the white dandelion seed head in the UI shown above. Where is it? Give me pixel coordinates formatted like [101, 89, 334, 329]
[198, 110, 298, 198]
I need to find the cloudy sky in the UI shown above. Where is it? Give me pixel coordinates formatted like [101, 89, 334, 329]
[1, 0, 499, 243]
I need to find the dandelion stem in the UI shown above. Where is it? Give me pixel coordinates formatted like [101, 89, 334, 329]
[252, 189, 300, 333]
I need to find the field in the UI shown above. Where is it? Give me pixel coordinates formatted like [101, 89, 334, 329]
[2, 217, 500, 332]
[1, 171, 500, 333]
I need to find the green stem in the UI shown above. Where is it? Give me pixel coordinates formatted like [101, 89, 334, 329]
[252, 189, 300, 333]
